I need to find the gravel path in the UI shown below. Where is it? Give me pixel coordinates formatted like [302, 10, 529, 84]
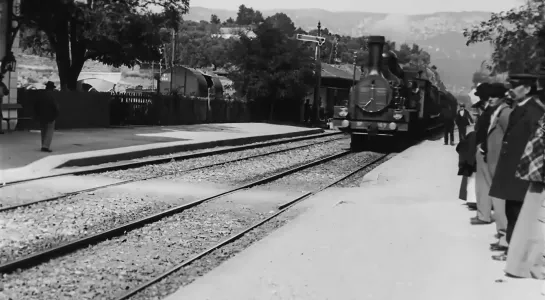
[162, 139, 349, 185]
[0, 137, 346, 266]
[0, 193, 176, 264]
[0, 200, 273, 300]
[99, 135, 345, 181]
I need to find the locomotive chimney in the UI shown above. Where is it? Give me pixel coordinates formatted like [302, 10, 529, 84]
[367, 35, 386, 76]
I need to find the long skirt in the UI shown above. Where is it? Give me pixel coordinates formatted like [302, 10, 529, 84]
[505, 182, 545, 279]
[459, 174, 477, 204]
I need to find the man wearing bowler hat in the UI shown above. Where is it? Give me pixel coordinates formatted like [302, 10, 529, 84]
[489, 73, 545, 262]
[33, 81, 59, 152]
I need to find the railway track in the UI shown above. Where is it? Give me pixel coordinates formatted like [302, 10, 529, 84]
[0, 149, 355, 274]
[0, 131, 343, 188]
[0, 133, 345, 213]
[1, 150, 391, 300]
[115, 152, 390, 300]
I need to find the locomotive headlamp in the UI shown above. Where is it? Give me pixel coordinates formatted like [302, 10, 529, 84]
[339, 108, 348, 118]
[341, 120, 350, 128]
[393, 113, 403, 120]
[389, 122, 397, 130]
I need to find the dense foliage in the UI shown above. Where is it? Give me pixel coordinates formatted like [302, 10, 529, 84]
[18, 0, 189, 90]
[463, 0, 545, 81]
[17, 3, 435, 119]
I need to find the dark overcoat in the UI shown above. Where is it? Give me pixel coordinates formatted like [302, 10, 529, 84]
[34, 91, 59, 123]
[489, 97, 545, 201]
[456, 131, 477, 176]
[455, 109, 473, 128]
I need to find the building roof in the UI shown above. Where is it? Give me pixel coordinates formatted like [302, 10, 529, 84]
[321, 63, 361, 81]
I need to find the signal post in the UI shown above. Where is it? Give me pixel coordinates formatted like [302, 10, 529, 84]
[296, 22, 325, 125]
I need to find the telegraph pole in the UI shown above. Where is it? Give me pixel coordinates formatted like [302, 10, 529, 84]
[313, 21, 322, 125]
[352, 51, 357, 87]
[170, 29, 176, 93]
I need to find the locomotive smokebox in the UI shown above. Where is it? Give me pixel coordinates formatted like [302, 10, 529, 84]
[367, 36, 386, 76]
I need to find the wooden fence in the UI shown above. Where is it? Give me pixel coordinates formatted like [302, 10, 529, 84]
[17, 90, 252, 129]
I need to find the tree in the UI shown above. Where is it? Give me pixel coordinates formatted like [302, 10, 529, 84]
[229, 22, 315, 121]
[236, 4, 264, 26]
[210, 14, 221, 25]
[19, 0, 189, 90]
[463, 0, 545, 74]
[265, 13, 296, 36]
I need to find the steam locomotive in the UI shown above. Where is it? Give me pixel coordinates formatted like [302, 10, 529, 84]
[332, 35, 458, 150]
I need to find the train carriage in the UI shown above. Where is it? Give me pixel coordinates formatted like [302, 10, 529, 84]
[332, 35, 457, 150]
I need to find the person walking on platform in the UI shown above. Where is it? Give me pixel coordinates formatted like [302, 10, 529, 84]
[470, 82, 498, 225]
[442, 100, 455, 145]
[484, 85, 512, 251]
[489, 74, 545, 262]
[34, 81, 59, 152]
[455, 103, 473, 141]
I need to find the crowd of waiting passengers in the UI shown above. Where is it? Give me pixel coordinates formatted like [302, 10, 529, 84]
[454, 69, 545, 290]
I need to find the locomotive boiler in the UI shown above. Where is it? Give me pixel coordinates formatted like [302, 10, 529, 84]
[332, 35, 457, 150]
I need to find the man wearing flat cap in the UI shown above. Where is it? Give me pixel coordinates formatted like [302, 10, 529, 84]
[489, 73, 545, 263]
[33, 81, 59, 152]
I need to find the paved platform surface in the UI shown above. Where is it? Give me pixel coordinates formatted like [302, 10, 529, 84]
[165, 137, 544, 300]
[0, 123, 322, 183]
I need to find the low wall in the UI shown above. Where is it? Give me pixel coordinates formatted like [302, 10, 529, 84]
[17, 89, 111, 129]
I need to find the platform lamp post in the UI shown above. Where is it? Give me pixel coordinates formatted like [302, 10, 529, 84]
[313, 21, 322, 125]
[352, 51, 358, 87]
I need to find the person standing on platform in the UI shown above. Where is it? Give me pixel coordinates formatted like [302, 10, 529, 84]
[470, 82, 497, 225]
[34, 81, 59, 152]
[442, 100, 455, 145]
[483, 84, 512, 251]
[455, 103, 473, 141]
[489, 74, 545, 262]
[303, 99, 311, 123]
[504, 70, 545, 279]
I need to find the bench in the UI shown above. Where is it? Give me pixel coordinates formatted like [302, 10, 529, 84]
[0, 103, 33, 133]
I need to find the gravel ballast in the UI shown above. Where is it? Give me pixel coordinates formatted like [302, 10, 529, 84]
[0, 200, 274, 300]
[161, 139, 349, 185]
[0, 137, 347, 266]
[99, 135, 346, 181]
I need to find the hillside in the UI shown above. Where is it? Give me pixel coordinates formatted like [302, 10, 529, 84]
[185, 7, 495, 93]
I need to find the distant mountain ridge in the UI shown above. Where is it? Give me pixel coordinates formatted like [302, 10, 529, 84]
[185, 7, 496, 93]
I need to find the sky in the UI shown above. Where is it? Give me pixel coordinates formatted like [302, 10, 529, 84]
[192, 0, 525, 14]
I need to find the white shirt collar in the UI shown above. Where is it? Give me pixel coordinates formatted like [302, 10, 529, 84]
[518, 96, 533, 107]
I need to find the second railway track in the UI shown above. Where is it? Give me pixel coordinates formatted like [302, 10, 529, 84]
[0, 133, 345, 212]
[1, 149, 391, 300]
[0, 137, 351, 272]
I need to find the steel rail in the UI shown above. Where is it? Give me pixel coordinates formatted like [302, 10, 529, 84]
[0, 150, 352, 274]
[114, 153, 391, 300]
[0, 136, 346, 213]
[1, 131, 344, 188]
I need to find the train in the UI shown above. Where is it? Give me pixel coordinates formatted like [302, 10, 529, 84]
[332, 35, 458, 150]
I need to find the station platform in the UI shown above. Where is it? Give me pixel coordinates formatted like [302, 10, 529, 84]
[0, 123, 323, 183]
[165, 136, 544, 300]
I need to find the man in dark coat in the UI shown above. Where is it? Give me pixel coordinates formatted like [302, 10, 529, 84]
[489, 74, 545, 261]
[34, 81, 59, 152]
[442, 101, 455, 145]
[303, 99, 311, 123]
[455, 103, 473, 141]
